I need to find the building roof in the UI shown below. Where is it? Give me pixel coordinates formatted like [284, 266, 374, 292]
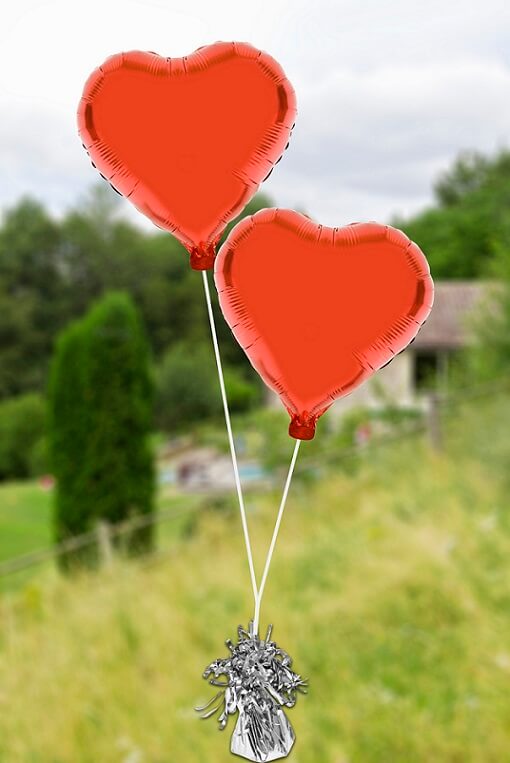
[413, 281, 491, 350]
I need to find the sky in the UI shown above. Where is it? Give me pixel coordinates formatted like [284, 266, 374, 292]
[1, 0, 510, 227]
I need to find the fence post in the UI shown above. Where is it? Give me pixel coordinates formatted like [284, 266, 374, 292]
[97, 521, 113, 566]
[427, 392, 443, 451]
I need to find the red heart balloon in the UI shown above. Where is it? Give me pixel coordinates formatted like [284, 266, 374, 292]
[215, 209, 434, 439]
[77, 43, 296, 270]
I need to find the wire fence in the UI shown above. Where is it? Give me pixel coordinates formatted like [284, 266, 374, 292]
[0, 376, 508, 583]
[0, 504, 201, 580]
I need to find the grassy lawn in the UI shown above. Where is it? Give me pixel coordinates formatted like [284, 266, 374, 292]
[0, 482, 204, 570]
[0, 482, 52, 561]
[0, 482, 206, 594]
[0, 396, 509, 761]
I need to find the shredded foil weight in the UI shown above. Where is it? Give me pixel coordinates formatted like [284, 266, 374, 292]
[196, 622, 307, 761]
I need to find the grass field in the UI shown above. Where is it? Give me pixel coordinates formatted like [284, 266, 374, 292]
[0, 481, 203, 566]
[0, 397, 509, 761]
[0, 482, 52, 561]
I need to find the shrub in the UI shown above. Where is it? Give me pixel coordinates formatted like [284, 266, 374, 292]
[223, 367, 261, 413]
[0, 393, 47, 480]
[155, 342, 221, 432]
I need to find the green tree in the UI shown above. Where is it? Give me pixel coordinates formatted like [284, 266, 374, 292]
[462, 225, 510, 383]
[214, 193, 274, 368]
[434, 151, 490, 207]
[0, 393, 47, 480]
[83, 292, 155, 552]
[155, 342, 221, 432]
[223, 366, 261, 413]
[48, 321, 90, 550]
[49, 292, 155, 563]
[394, 149, 510, 279]
[155, 342, 262, 433]
[0, 198, 63, 396]
[0, 186, 273, 400]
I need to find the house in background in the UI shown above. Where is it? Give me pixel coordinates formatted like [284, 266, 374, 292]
[409, 282, 488, 396]
[268, 282, 490, 416]
[333, 281, 489, 413]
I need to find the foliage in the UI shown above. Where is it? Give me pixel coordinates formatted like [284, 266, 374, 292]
[0, 199, 62, 397]
[83, 292, 155, 552]
[434, 150, 491, 207]
[154, 335, 262, 432]
[461, 226, 510, 382]
[223, 366, 261, 413]
[48, 321, 89, 547]
[394, 149, 510, 279]
[0, 393, 47, 480]
[249, 407, 298, 472]
[155, 342, 222, 432]
[48, 292, 155, 561]
[0, 186, 272, 401]
[2, 149, 510, 405]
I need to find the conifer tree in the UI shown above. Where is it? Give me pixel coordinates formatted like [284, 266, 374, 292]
[49, 292, 154, 565]
[83, 292, 154, 552]
[48, 320, 90, 565]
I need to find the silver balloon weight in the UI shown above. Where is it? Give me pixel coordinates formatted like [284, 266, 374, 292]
[196, 622, 307, 762]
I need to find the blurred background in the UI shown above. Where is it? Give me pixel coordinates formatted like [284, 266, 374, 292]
[1, 1, 510, 761]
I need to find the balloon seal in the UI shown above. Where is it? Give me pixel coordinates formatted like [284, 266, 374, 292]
[289, 415, 316, 441]
[190, 243, 216, 271]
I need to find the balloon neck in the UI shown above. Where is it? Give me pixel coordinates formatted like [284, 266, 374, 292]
[189, 243, 216, 271]
[289, 414, 316, 440]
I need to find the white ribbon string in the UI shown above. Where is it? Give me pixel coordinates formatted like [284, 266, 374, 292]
[202, 270, 258, 609]
[201, 269, 301, 635]
[253, 438, 301, 635]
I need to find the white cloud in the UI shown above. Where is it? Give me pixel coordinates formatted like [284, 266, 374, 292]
[1, 0, 510, 225]
[264, 60, 510, 223]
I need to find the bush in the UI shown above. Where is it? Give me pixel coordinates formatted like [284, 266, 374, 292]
[0, 393, 47, 480]
[155, 342, 221, 432]
[224, 367, 261, 413]
[251, 408, 300, 473]
[463, 237, 510, 383]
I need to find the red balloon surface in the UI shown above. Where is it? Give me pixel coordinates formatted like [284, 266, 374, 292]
[215, 209, 434, 440]
[77, 43, 296, 270]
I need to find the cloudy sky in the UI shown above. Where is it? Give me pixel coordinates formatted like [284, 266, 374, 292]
[1, 0, 510, 227]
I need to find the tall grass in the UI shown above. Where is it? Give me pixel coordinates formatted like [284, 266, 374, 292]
[0, 397, 509, 762]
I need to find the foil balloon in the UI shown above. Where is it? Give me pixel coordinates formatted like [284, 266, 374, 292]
[215, 209, 434, 440]
[77, 43, 296, 270]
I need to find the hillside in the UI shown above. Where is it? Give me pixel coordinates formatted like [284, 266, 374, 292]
[0, 396, 509, 762]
